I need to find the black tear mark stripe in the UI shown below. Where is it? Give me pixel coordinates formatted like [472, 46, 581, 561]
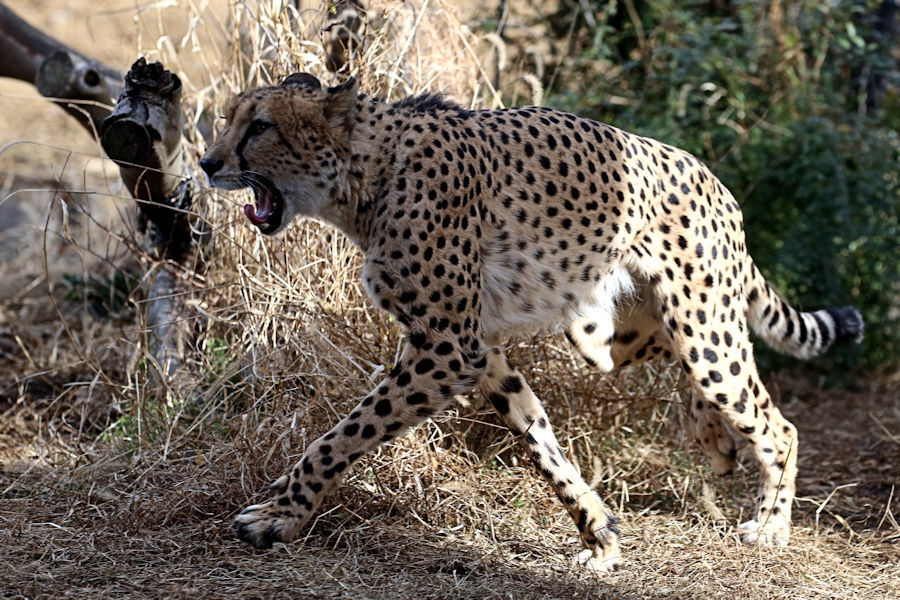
[235, 120, 302, 173]
[234, 124, 255, 172]
[235, 120, 271, 172]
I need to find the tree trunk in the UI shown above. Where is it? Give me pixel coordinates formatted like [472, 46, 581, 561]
[100, 58, 195, 261]
[100, 58, 200, 377]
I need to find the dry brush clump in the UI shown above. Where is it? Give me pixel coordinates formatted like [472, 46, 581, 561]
[2, 0, 715, 577]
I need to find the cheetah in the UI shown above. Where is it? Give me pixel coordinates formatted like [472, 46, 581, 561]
[201, 73, 863, 571]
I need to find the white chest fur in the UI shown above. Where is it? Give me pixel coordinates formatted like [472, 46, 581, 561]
[480, 247, 636, 344]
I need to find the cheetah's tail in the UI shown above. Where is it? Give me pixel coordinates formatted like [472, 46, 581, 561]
[746, 261, 864, 360]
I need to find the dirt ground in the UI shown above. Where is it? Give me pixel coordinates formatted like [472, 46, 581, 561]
[1, 374, 897, 599]
[1, 1, 898, 599]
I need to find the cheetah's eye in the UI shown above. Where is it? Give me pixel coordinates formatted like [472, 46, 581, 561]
[247, 120, 272, 137]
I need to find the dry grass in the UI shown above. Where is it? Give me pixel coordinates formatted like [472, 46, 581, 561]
[1, 1, 898, 598]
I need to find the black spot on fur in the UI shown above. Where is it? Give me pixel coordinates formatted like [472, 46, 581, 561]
[488, 392, 510, 415]
[501, 375, 523, 394]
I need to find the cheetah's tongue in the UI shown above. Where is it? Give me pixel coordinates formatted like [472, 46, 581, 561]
[244, 186, 274, 226]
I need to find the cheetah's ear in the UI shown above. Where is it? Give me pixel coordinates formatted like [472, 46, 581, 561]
[323, 76, 359, 134]
[280, 72, 321, 90]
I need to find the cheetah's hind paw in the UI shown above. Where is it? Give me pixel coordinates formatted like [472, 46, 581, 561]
[737, 519, 790, 547]
[576, 548, 623, 574]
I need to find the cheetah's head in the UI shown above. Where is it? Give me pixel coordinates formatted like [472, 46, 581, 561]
[201, 73, 358, 235]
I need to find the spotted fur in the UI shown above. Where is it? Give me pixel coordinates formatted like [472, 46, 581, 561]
[201, 74, 863, 571]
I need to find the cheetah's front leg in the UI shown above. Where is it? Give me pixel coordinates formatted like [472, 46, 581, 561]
[232, 339, 475, 548]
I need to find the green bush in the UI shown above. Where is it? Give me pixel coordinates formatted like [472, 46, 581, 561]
[545, 0, 899, 373]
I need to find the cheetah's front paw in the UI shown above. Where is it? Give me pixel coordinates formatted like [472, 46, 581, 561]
[231, 500, 304, 549]
[737, 519, 790, 547]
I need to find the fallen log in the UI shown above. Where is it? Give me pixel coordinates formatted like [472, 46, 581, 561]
[0, 1, 122, 134]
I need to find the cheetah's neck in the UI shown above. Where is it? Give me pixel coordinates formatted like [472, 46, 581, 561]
[320, 97, 396, 251]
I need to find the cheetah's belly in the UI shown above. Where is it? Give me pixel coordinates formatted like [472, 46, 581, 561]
[480, 251, 635, 343]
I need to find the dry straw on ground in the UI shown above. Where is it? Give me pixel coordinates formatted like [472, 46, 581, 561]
[0, 1, 898, 598]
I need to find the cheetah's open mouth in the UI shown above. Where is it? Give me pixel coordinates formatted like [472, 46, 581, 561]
[243, 175, 284, 234]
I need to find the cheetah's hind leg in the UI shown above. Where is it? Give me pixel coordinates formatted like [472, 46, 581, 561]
[687, 393, 737, 476]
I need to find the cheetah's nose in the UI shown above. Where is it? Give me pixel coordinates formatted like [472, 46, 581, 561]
[200, 157, 223, 178]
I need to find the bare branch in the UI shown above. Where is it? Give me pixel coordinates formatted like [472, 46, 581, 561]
[0, 1, 122, 134]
